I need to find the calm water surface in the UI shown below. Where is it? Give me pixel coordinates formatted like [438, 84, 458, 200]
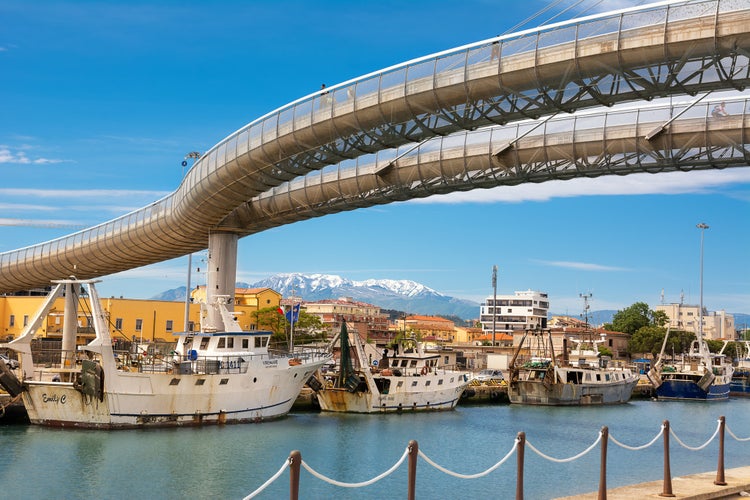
[1, 399, 749, 499]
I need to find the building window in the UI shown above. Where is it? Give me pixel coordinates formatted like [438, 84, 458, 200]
[115, 318, 123, 330]
[166, 320, 173, 332]
[188, 321, 195, 332]
[23, 315, 29, 327]
[135, 319, 143, 332]
[9, 315, 14, 327]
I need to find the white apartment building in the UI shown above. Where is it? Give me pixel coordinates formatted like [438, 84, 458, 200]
[479, 290, 549, 344]
[655, 302, 735, 340]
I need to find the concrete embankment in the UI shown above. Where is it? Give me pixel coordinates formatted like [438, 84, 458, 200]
[557, 466, 750, 499]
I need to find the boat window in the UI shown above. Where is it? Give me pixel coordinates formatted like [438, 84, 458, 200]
[220, 378, 229, 385]
[200, 338, 209, 350]
[409, 360, 417, 368]
[392, 360, 398, 368]
[196, 379, 206, 385]
[227, 338, 234, 349]
[411, 381, 418, 387]
[400, 360, 408, 368]
[596, 374, 601, 381]
[169, 378, 180, 386]
[218, 338, 226, 348]
[438, 379, 443, 385]
[397, 381, 403, 388]
[242, 339, 249, 349]
[425, 380, 431, 386]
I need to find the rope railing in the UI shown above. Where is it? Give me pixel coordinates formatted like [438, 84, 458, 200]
[301, 446, 410, 488]
[244, 416, 750, 499]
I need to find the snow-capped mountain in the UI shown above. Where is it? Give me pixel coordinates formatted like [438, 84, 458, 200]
[251, 273, 479, 319]
[153, 272, 480, 320]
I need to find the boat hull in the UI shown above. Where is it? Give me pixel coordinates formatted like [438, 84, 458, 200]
[729, 370, 750, 396]
[21, 361, 326, 429]
[508, 379, 638, 406]
[316, 373, 469, 413]
[655, 377, 731, 401]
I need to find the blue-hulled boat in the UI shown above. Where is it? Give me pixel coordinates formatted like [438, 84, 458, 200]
[648, 329, 733, 401]
[728, 341, 750, 396]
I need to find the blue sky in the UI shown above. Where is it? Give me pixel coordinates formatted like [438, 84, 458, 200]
[1, 0, 749, 317]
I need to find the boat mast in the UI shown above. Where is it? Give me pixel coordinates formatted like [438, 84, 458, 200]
[697, 223, 709, 358]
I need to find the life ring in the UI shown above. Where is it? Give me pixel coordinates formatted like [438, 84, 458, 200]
[420, 366, 428, 376]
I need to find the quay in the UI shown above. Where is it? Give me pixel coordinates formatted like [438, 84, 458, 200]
[557, 466, 750, 499]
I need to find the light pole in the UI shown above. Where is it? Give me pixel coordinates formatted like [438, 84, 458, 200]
[697, 223, 709, 345]
[492, 265, 498, 347]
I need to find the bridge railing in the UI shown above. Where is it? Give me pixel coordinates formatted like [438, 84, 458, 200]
[243, 415, 750, 499]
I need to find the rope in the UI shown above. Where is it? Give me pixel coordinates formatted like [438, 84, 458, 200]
[670, 419, 721, 451]
[301, 446, 410, 488]
[418, 439, 518, 479]
[609, 424, 665, 451]
[527, 431, 602, 463]
[242, 458, 290, 500]
[726, 425, 750, 442]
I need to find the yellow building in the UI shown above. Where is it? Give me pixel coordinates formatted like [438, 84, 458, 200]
[0, 287, 281, 344]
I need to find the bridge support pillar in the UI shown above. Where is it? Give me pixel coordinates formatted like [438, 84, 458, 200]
[206, 232, 239, 331]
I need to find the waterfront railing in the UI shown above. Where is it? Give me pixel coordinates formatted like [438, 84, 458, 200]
[243, 416, 750, 500]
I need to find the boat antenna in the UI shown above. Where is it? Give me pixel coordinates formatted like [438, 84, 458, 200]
[696, 223, 709, 353]
[491, 265, 498, 347]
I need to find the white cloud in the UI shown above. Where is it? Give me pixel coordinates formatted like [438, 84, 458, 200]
[533, 259, 629, 272]
[0, 146, 68, 165]
[0, 188, 168, 199]
[412, 169, 750, 204]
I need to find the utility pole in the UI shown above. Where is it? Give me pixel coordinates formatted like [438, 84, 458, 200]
[492, 265, 498, 347]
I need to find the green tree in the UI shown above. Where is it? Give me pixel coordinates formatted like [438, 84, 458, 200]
[610, 302, 652, 334]
[627, 325, 665, 357]
[252, 306, 287, 344]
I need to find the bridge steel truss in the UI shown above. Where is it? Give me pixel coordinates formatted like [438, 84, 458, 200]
[1, 0, 749, 293]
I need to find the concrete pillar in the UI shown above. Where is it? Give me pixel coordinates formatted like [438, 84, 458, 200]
[206, 232, 239, 331]
[62, 282, 80, 368]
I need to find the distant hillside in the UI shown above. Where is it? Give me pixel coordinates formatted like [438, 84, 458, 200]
[152, 272, 481, 320]
[549, 310, 617, 327]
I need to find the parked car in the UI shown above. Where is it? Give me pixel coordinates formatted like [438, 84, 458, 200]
[0, 353, 19, 369]
[472, 369, 504, 382]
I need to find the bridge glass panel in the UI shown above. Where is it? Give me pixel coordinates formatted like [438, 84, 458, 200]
[621, 8, 667, 31]
[720, 0, 748, 13]
[668, 1, 716, 23]
[500, 35, 536, 58]
[466, 44, 492, 65]
[353, 78, 379, 110]
[332, 87, 355, 116]
[292, 100, 313, 130]
[537, 26, 576, 50]
[235, 129, 250, 157]
[262, 114, 278, 143]
[277, 107, 294, 137]
[577, 17, 620, 42]
[380, 68, 406, 100]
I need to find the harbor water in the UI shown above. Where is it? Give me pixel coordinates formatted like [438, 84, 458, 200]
[1, 399, 749, 499]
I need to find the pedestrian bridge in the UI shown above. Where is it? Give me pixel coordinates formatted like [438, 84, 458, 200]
[1, 0, 749, 294]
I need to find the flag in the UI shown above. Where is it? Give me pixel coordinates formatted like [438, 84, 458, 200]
[285, 302, 300, 324]
[277, 306, 284, 315]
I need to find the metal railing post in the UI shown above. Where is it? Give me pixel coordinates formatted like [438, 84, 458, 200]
[517, 432, 525, 500]
[599, 426, 608, 500]
[660, 420, 675, 497]
[408, 440, 418, 500]
[715, 416, 726, 486]
[289, 450, 301, 500]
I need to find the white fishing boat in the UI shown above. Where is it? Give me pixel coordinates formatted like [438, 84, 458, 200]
[311, 322, 469, 413]
[0, 278, 330, 428]
[508, 328, 639, 406]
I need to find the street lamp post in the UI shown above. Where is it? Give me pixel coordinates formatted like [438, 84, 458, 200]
[492, 265, 498, 347]
[696, 223, 709, 346]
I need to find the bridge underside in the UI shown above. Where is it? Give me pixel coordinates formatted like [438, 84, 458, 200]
[0, 0, 749, 293]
